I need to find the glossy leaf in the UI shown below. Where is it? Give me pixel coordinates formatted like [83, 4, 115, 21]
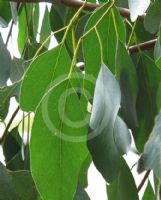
[116, 41, 138, 130]
[3, 127, 21, 164]
[83, 29, 102, 96]
[142, 182, 156, 200]
[138, 112, 161, 181]
[136, 54, 161, 151]
[144, 0, 161, 34]
[50, 4, 67, 42]
[0, 83, 19, 121]
[0, 0, 11, 27]
[87, 64, 121, 183]
[10, 58, 27, 83]
[107, 158, 139, 200]
[0, 162, 39, 199]
[30, 79, 89, 200]
[20, 44, 71, 111]
[74, 185, 90, 200]
[114, 116, 131, 155]
[40, 6, 51, 47]
[85, 2, 126, 73]
[0, 34, 11, 87]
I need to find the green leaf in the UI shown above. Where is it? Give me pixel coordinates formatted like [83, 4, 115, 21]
[116, 41, 138, 130]
[0, 162, 39, 199]
[10, 58, 27, 83]
[50, 4, 67, 42]
[6, 150, 30, 171]
[107, 158, 139, 200]
[3, 127, 21, 164]
[142, 182, 156, 200]
[156, 82, 161, 110]
[85, 2, 126, 73]
[136, 54, 161, 151]
[10, 2, 18, 23]
[144, 0, 161, 34]
[40, 6, 51, 47]
[0, 0, 11, 27]
[154, 37, 161, 69]
[114, 116, 131, 155]
[78, 154, 91, 188]
[0, 83, 19, 121]
[0, 34, 11, 87]
[74, 185, 90, 200]
[83, 28, 102, 96]
[10, 170, 39, 200]
[20, 44, 71, 112]
[87, 64, 121, 183]
[18, 4, 32, 54]
[138, 112, 161, 181]
[30, 78, 89, 200]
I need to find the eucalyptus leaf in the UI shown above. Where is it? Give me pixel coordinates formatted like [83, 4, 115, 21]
[116, 41, 138, 130]
[30, 78, 89, 200]
[107, 158, 139, 200]
[20, 44, 71, 112]
[0, 162, 39, 199]
[138, 112, 161, 181]
[88, 64, 121, 183]
[114, 116, 131, 155]
[142, 182, 156, 200]
[144, 0, 161, 34]
[0, 34, 11, 87]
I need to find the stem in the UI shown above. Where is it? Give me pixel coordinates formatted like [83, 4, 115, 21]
[34, 26, 68, 58]
[137, 170, 151, 192]
[5, 3, 20, 46]
[8, 0, 145, 20]
[129, 39, 156, 54]
[0, 106, 20, 144]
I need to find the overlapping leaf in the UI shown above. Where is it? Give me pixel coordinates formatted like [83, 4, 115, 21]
[144, 0, 161, 34]
[138, 112, 161, 181]
[116, 41, 138, 130]
[84, 2, 126, 74]
[87, 64, 121, 183]
[0, 34, 11, 87]
[0, 162, 39, 200]
[136, 54, 161, 151]
[114, 116, 131, 155]
[107, 158, 139, 200]
[20, 44, 71, 111]
[30, 78, 89, 200]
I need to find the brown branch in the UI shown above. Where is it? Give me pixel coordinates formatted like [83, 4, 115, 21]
[137, 170, 151, 192]
[9, 0, 145, 20]
[129, 39, 157, 54]
[0, 106, 20, 144]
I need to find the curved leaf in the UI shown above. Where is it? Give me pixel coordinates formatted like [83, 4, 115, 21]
[107, 158, 139, 200]
[87, 64, 121, 183]
[114, 116, 131, 155]
[30, 79, 89, 200]
[20, 44, 71, 111]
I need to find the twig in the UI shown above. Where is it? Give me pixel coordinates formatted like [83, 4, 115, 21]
[0, 106, 20, 144]
[129, 39, 157, 54]
[8, 0, 145, 20]
[137, 170, 151, 192]
[5, 3, 20, 46]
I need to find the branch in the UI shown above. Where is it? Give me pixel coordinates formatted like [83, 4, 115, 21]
[9, 0, 145, 20]
[137, 170, 151, 192]
[0, 106, 20, 144]
[129, 39, 157, 54]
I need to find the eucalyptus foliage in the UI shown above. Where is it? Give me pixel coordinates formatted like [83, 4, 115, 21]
[0, 0, 161, 199]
